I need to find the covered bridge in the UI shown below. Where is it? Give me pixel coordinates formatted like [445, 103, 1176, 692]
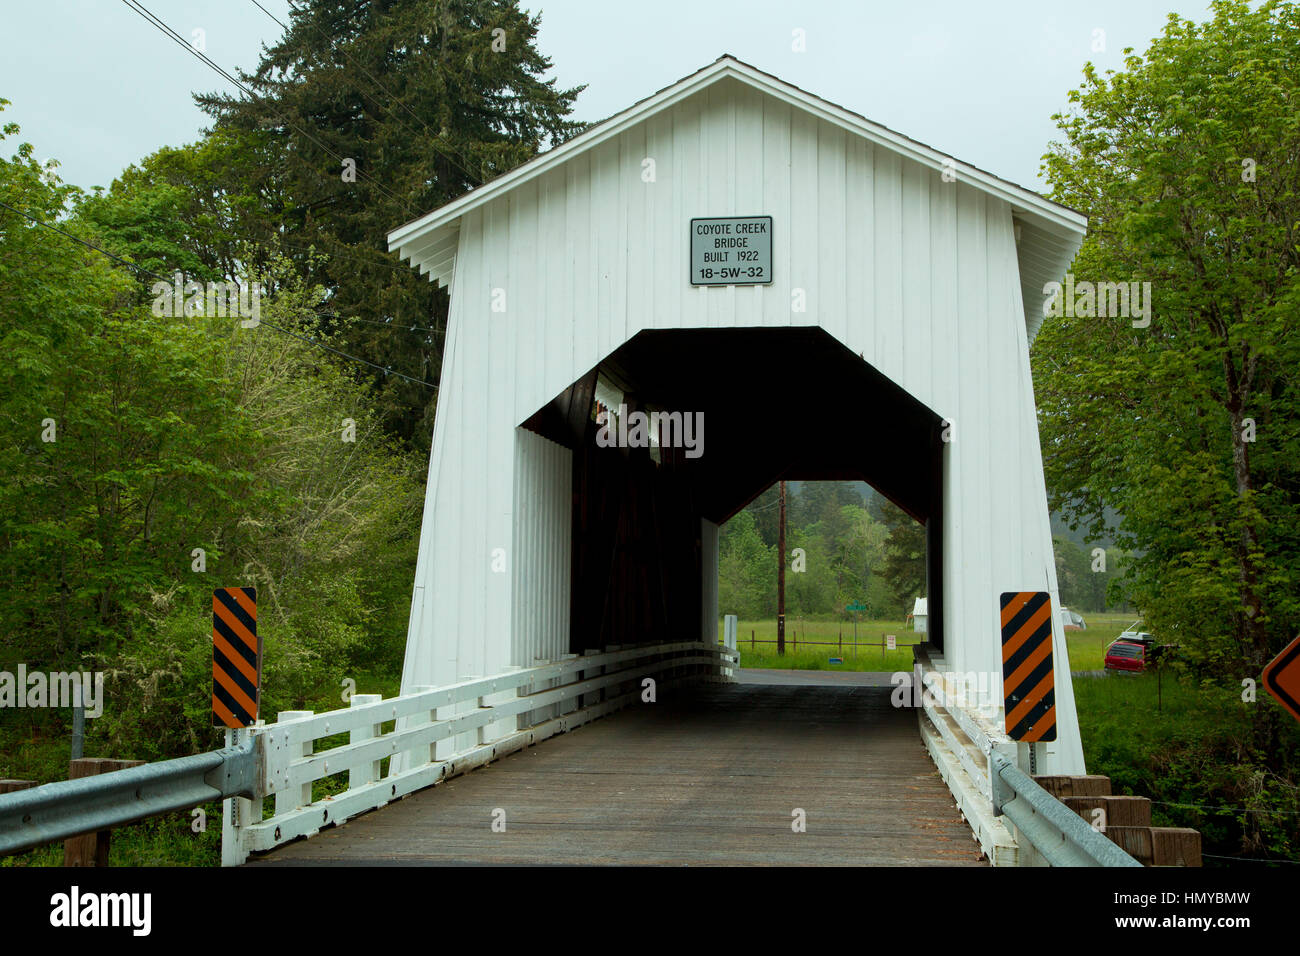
[388, 55, 1087, 772]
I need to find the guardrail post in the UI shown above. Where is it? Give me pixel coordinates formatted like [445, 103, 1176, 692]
[62, 758, 145, 866]
[348, 695, 384, 789]
[0, 780, 35, 795]
[221, 728, 254, 867]
[275, 711, 314, 816]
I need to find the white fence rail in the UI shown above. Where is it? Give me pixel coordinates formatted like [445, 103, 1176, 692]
[222, 641, 737, 865]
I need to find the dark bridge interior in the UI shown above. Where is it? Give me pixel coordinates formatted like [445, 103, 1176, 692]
[522, 327, 946, 655]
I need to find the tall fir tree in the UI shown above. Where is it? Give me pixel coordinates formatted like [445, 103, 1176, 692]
[195, 0, 586, 451]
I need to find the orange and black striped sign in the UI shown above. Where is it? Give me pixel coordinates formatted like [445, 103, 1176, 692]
[999, 591, 1057, 742]
[212, 587, 261, 728]
[1262, 634, 1300, 725]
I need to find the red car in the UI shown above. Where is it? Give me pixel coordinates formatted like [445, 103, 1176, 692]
[1104, 640, 1146, 672]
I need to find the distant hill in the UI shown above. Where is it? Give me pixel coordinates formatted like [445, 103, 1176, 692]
[773, 481, 1117, 553]
[1050, 505, 1122, 551]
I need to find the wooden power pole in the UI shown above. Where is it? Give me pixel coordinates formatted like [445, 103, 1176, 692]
[777, 480, 786, 656]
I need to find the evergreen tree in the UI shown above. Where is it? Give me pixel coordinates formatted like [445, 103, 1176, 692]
[194, 0, 586, 451]
[877, 498, 926, 618]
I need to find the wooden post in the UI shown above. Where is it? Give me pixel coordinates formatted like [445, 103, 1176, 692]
[63, 758, 145, 866]
[0, 780, 35, 795]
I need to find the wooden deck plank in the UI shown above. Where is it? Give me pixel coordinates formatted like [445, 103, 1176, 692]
[248, 680, 986, 866]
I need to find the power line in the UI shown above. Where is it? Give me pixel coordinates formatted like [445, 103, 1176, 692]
[341, 315, 443, 336]
[0, 199, 438, 390]
[0, 199, 152, 274]
[266, 321, 436, 388]
[250, 0, 485, 189]
[116, 0, 449, 341]
[1200, 852, 1300, 865]
[119, 0, 418, 218]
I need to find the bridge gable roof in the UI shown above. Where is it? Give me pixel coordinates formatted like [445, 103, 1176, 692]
[388, 54, 1086, 341]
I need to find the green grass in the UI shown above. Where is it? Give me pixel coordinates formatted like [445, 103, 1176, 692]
[719, 618, 920, 672]
[1071, 670, 1300, 863]
[1060, 612, 1142, 671]
[721, 613, 1143, 673]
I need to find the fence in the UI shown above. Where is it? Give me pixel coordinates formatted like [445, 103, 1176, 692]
[0, 640, 736, 866]
[225, 640, 735, 864]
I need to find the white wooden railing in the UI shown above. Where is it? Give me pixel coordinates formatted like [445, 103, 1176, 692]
[912, 644, 1021, 865]
[222, 641, 738, 865]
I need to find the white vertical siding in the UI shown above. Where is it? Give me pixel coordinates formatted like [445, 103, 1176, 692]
[512, 429, 572, 667]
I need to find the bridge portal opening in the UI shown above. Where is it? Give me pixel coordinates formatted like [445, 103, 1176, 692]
[718, 479, 927, 653]
[522, 327, 946, 657]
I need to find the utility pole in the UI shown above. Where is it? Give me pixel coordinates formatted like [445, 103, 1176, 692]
[777, 480, 786, 656]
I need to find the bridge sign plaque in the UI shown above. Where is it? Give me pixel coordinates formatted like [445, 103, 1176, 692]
[690, 215, 772, 285]
[999, 591, 1057, 742]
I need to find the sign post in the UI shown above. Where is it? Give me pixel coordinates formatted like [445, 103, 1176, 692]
[845, 601, 867, 658]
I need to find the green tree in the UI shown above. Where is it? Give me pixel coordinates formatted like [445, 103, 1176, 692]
[718, 510, 774, 619]
[0, 108, 425, 761]
[193, 0, 586, 452]
[877, 498, 925, 618]
[1036, 0, 1300, 760]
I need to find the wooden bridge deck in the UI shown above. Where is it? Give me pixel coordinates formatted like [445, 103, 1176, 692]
[248, 674, 986, 866]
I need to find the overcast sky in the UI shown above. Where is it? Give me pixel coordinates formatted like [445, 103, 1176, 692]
[3, 0, 1221, 196]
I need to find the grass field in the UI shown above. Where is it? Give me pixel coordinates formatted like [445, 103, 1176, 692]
[1059, 612, 1142, 670]
[1072, 669, 1300, 862]
[721, 611, 1142, 673]
[719, 618, 921, 672]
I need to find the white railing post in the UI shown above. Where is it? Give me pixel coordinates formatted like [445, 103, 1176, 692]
[405, 685, 437, 769]
[724, 614, 738, 677]
[480, 667, 522, 744]
[276, 710, 314, 816]
[348, 695, 384, 789]
[580, 649, 604, 710]
[557, 653, 579, 715]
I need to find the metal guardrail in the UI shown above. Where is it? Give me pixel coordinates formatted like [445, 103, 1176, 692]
[0, 738, 260, 857]
[914, 645, 1142, 867]
[990, 749, 1142, 867]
